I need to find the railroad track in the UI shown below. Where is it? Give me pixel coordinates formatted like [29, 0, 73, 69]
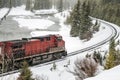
[68, 20, 118, 57]
[0, 19, 119, 77]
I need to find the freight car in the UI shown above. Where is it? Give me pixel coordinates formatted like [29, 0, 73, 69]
[0, 34, 67, 73]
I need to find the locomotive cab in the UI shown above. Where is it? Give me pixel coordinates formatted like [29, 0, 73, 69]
[55, 34, 65, 46]
[56, 35, 62, 41]
[54, 34, 67, 56]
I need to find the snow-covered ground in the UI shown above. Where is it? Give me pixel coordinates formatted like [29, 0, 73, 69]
[0, 5, 120, 80]
[13, 17, 55, 30]
[85, 65, 120, 80]
[34, 9, 58, 15]
[8, 5, 34, 16]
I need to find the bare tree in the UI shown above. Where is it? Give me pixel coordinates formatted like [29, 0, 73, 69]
[68, 56, 98, 80]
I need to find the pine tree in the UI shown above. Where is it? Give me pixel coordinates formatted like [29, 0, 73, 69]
[69, 0, 81, 37]
[105, 52, 115, 69]
[26, 0, 32, 10]
[15, 0, 21, 6]
[0, 0, 2, 8]
[67, 0, 92, 39]
[105, 39, 116, 69]
[80, 1, 91, 32]
[58, 0, 63, 12]
[17, 61, 34, 80]
[43, 0, 51, 9]
[114, 49, 120, 65]
[34, 0, 41, 10]
[34, 0, 50, 10]
[79, 1, 92, 39]
[90, 0, 120, 26]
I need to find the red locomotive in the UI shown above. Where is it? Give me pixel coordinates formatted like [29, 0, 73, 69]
[0, 34, 67, 73]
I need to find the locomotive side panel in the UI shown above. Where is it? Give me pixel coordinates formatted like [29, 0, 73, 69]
[24, 35, 58, 57]
[7, 41, 26, 59]
[24, 36, 54, 56]
[4, 42, 13, 58]
[24, 42, 31, 56]
[24, 40, 41, 56]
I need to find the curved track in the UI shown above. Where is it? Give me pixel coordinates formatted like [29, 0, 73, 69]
[68, 20, 118, 57]
[0, 19, 119, 77]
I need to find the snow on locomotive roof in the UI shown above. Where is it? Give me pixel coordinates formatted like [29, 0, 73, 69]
[2, 34, 60, 43]
[22, 34, 54, 41]
[7, 39, 27, 43]
[31, 34, 52, 38]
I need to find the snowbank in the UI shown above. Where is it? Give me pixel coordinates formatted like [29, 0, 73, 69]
[8, 5, 34, 15]
[85, 65, 120, 80]
[13, 17, 55, 30]
[34, 9, 58, 15]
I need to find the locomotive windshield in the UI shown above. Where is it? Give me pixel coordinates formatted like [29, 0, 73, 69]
[57, 36, 62, 41]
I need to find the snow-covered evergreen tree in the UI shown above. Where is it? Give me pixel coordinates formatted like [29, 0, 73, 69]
[105, 39, 116, 69]
[67, 0, 92, 40]
[69, 0, 81, 37]
[79, 1, 92, 40]
[17, 61, 34, 80]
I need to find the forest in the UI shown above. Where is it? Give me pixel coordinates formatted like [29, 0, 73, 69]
[67, 0, 120, 40]
[90, 0, 120, 26]
[0, 0, 76, 12]
[1, 0, 120, 26]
